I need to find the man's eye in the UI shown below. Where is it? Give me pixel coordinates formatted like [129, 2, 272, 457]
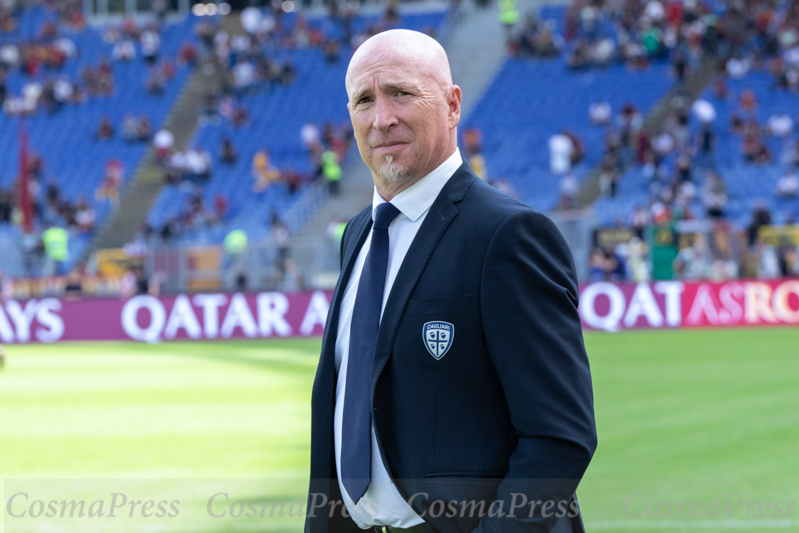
[358, 97, 372, 104]
[397, 91, 409, 96]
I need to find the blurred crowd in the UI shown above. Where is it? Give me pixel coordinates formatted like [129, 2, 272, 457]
[507, 0, 799, 282]
[148, 1, 410, 244]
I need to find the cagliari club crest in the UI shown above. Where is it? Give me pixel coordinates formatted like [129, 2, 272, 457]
[423, 321, 454, 360]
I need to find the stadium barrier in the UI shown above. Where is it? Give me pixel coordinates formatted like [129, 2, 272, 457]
[579, 279, 799, 331]
[0, 291, 332, 344]
[1, 279, 798, 344]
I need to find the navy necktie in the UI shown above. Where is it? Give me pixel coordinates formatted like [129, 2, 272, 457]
[341, 202, 400, 503]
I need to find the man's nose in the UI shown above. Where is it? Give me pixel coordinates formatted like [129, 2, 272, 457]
[372, 96, 398, 132]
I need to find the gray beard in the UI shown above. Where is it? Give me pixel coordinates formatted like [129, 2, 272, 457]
[377, 156, 410, 184]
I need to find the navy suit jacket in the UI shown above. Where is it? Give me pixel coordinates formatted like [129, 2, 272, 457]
[305, 162, 597, 533]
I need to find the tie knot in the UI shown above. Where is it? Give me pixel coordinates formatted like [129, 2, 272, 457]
[373, 202, 400, 230]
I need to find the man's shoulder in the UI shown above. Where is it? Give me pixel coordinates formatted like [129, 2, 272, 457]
[460, 177, 550, 228]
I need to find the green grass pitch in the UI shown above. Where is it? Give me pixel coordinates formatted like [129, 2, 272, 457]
[1, 328, 797, 532]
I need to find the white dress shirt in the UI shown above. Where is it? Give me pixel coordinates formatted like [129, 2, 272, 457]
[333, 148, 463, 529]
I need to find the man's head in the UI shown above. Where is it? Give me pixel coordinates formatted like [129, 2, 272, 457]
[345, 29, 461, 200]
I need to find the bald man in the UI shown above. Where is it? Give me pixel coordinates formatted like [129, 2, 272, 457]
[306, 30, 596, 533]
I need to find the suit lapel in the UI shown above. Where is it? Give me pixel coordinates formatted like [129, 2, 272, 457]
[371, 163, 477, 385]
[318, 207, 373, 376]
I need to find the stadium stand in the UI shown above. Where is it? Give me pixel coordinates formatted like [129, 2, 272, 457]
[144, 9, 447, 246]
[461, 5, 675, 214]
[580, 0, 799, 279]
[0, 4, 194, 275]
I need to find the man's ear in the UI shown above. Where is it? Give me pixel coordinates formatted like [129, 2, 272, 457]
[448, 85, 462, 127]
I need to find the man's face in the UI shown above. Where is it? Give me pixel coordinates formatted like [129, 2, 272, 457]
[346, 47, 458, 189]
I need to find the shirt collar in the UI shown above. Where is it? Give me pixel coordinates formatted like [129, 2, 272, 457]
[371, 148, 462, 223]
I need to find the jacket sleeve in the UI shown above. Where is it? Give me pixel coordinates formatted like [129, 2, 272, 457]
[474, 210, 597, 533]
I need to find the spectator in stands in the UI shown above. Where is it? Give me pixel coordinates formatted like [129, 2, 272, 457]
[628, 205, 648, 239]
[469, 153, 488, 181]
[45, 180, 61, 207]
[160, 218, 179, 242]
[702, 171, 727, 219]
[166, 151, 187, 183]
[252, 150, 280, 192]
[42, 223, 69, 276]
[673, 239, 709, 280]
[178, 40, 198, 67]
[739, 89, 757, 115]
[145, 67, 166, 94]
[766, 113, 793, 138]
[0, 43, 20, 69]
[122, 115, 139, 142]
[75, 197, 95, 233]
[233, 58, 256, 95]
[0, 71, 6, 106]
[588, 101, 611, 126]
[650, 198, 672, 225]
[548, 132, 573, 176]
[566, 40, 589, 69]
[463, 127, 482, 156]
[559, 172, 578, 209]
[325, 39, 340, 63]
[220, 136, 238, 165]
[96, 58, 114, 94]
[185, 148, 212, 182]
[0, 188, 11, 222]
[96, 159, 124, 205]
[675, 151, 692, 182]
[279, 258, 304, 292]
[598, 164, 618, 198]
[231, 103, 249, 128]
[301, 122, 321, 151]
[694, 122, 716, 168]
[626, 237, 650, 282]
[141, 25, 161, 65]
[154, 128, 174, 159]
[135, 267, 151, 295]
[741, 119, 771, 164]
[776, 170, 799, 199]
[214, 193, 228, 222]
[756, 239, 781, 279]
[747, 200, 773, 247]
[112, 38, 136, 61]
[588, 248, 607, 281]
[200, 94, 221, 126]
[96, 116, 114, 140]
[321, 150, 342, 195]
[270, 214, 290, 272]
[277, 60, 295, 86]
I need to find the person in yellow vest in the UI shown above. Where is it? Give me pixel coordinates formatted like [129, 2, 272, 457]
[224, 229, 248, 255]
[321, 150, 342, 195]
[469, 153, 488, 180]
[224, 229, 248, 280]
[42, 224, 69, 276]
[499, 0, 519, 40]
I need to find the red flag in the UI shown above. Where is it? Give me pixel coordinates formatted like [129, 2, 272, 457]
[18, 120, 32, 234]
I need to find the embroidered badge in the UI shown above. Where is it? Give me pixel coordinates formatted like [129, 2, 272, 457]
[423, 321, 454, 360]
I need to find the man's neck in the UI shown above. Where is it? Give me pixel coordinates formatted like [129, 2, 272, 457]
[373, 146, 458, 202]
